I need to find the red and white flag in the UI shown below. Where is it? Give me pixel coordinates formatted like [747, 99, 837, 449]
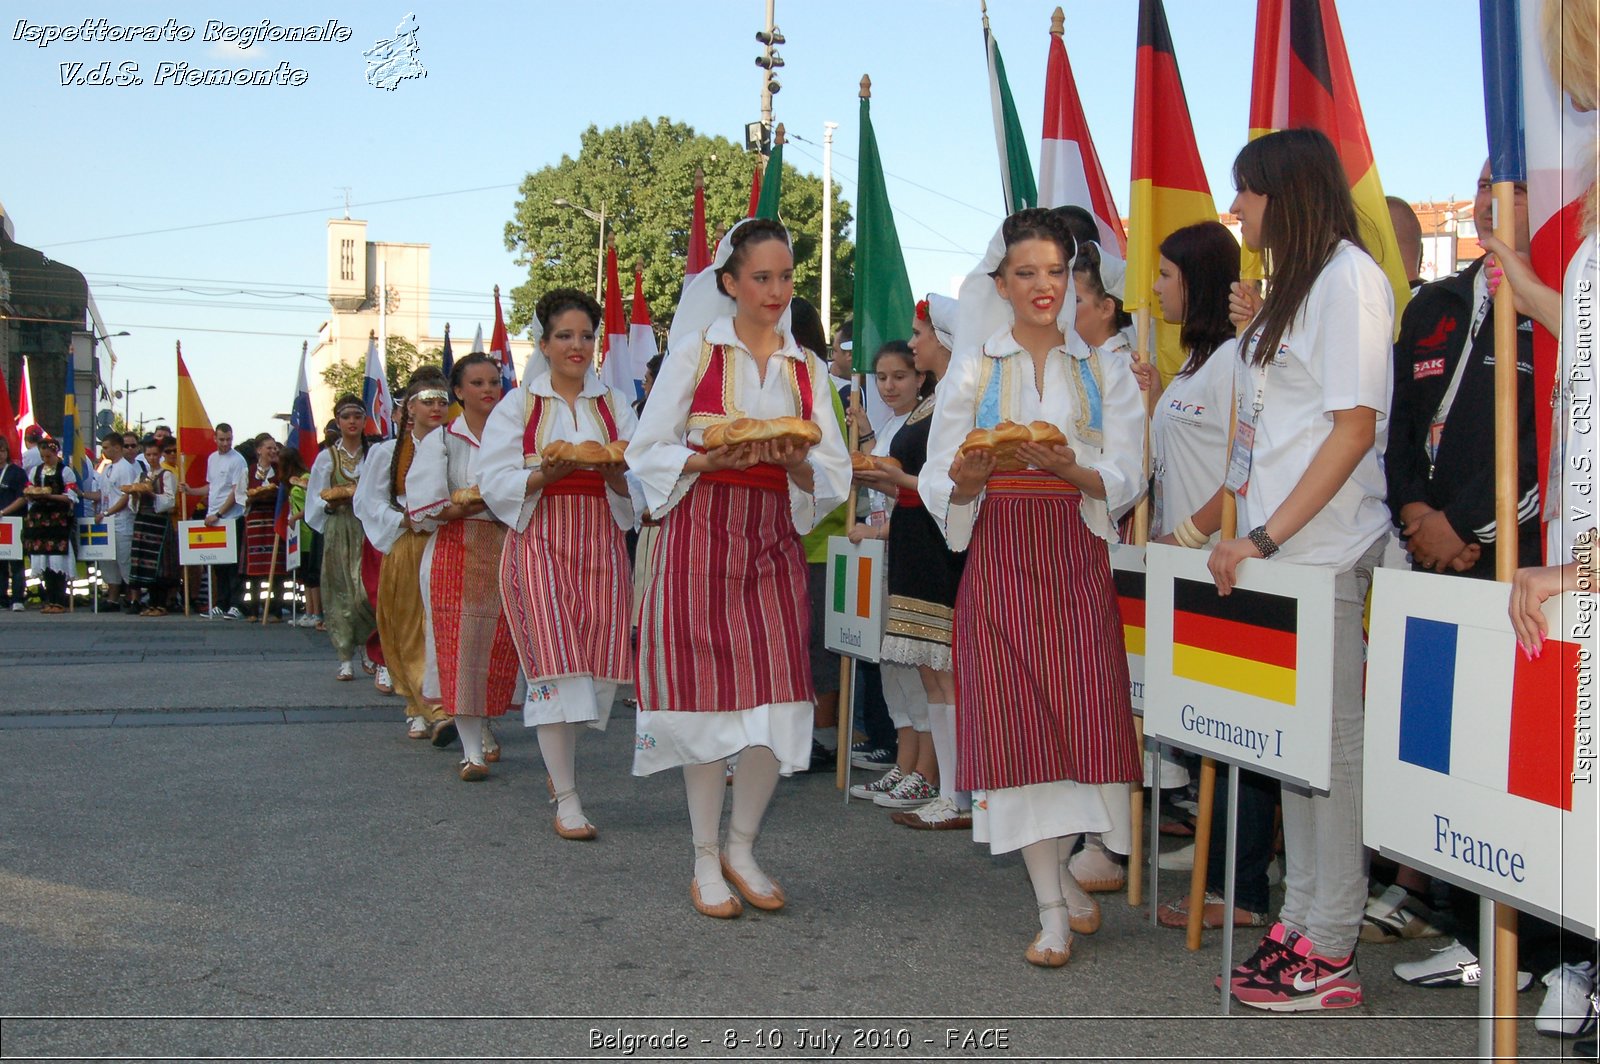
[14, 357, 37, 442]
[1038, 12, 1126, 256]
[626, 265, 657, 398]
[360, 333, 392, 439]
[599, 243, 631, 396]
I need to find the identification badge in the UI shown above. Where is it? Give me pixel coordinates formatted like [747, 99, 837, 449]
[1225, 417, 1256, 497]
[1426, 420, 1445, 472]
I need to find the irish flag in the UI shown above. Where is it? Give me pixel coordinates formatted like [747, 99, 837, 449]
[832, 549, 875, 621]
[1127, 0, 1218, 383]
[1247, 0, 1411, 325]
[1038, 8, 1126, 255]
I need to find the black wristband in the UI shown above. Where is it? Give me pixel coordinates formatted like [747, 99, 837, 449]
[1248, 525, 1280, 559]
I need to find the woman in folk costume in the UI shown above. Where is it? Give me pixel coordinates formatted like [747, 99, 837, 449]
[353, 369, 452, 744]
[919, 208, 1146, 967]
[857, 294, 973, 831]
[128, 437, 179, 615]
[477, 289, 639, 834]
[406, 353, 519, 782]
[24, 436, 79, 614]
[240, 436, 282, 621]
[628, 219, 851, 918]
[305, 397, 379, 681]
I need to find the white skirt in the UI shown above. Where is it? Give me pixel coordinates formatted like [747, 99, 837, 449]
[880, 662, 931, 732]
[419, 534, 440, 701]
[523, 675, 616, 730]
[633, 702, 812, 777]
[971, 780, 1133, 856]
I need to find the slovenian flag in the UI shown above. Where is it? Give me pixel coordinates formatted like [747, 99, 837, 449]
[832, 550, 875, 620]
[1399, 616, 1576, 811]
[1038, 8, 1126, 256]
[1170, 577, 1298, 705]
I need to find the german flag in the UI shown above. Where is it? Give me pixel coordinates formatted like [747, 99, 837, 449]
[1245, 0, 1410, 324]
[187, 525, 230, 551]
[1126, 0, 1219, 385]
[1114, 567, 1145, 657]
[1171, 577, 1297, 705]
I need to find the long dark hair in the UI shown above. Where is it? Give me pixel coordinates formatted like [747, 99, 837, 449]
[389, 368, 449, 511]
[1160, 221, 1241, 377]
[788, 295, 827, 360]
[1232, 129, 1368, 367]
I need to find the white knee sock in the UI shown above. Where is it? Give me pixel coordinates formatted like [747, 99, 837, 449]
[1022, 839, 1070, 948]
[928, 704, 967, 809]
[537, 722, 585, 826]
[726, 745, 781, 893]
[683, 759, 732, 903]
[456, 716, 485, 764]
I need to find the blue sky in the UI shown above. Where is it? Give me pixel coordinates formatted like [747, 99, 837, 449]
[2, 1, 1488, 435]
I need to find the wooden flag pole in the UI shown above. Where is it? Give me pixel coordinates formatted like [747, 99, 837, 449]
[837, 370, 864, 793]
[1488, 178, 1521, 1064]
[260, 535, 280, 625]
[179, 449, 192, 617]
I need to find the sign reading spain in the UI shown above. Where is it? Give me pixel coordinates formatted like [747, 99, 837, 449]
[1142, 543, 1336, 791]
[177, 519, 237, 566]
[1365, 570, 1597, 938]
[824, 535, 885, 662]
[0, 517, 20, 562]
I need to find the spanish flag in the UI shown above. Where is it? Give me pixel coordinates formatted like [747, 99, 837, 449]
[1126, 0, 1219, 384]
[187, 524, 230, 551]
[1171, 577, 1298, 706]
[176, 342, 216, 496]
[1246, 0, 1411, 324]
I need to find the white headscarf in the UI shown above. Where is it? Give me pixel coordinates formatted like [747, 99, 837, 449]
[923, 293, 958, 350]
[516, 295, 554, 388]
[950, 222, 1085, 375]
[666, 218, 794, 354]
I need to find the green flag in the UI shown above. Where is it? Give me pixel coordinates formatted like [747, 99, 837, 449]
[754, 139, 783, 220]
[851, 91, 914, 374]
[985, 15, 1036, 212]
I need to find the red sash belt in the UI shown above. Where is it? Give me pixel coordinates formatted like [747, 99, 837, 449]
[987, 470, 1080, 497]
[543, 470, 608, 498]
[698, 463, 789, 494]
[895, 488, 923, 509]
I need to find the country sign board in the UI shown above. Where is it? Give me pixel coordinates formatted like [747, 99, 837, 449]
[824, 535, 886, 662]
[0, 517, 21, 561]
[177, 519, 237, 566]
[77, 518, 117, 562]
[1111, 543, 1146, 714]
[1365, 569, 1597, 938]
[1143, 543, 1337, 791]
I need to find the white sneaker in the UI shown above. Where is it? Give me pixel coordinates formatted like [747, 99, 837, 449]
[1536, 962, 1598, 1036]
[225, 607, 243, 620]
[10, 602, 23, 612]
[849, 765, 904, 801]
[1394, 939, 1534, 990]
[1157, 842, 1195, 871]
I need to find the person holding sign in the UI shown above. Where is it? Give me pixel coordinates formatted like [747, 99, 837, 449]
[920, 209, 1146, 968]
[1183, 129, 1393, 1011]
[128, 437, 177, 616]
[476, 292, 638, 819]
[627, 219, 850, 919]
[24, 437, 78, 614]
[0, 438, 28, 611]
[306, 398, 378, 682]
[354, 370, 451, 744]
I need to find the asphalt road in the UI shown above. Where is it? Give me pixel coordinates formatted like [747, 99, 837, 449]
[0, 612, 1561, 1062]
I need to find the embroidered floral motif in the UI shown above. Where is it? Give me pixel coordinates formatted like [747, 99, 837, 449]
[635, 733, 657, 751]
[528, 682, 558, 702]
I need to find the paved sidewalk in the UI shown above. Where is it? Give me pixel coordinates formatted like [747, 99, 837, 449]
[0, 613, 1543, 1062]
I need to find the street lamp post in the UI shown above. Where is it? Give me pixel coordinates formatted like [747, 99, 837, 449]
[553, 197, 607, 302]
[118, 380, 156, 429]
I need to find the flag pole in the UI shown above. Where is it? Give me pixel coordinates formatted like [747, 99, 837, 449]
[1489, 176, 1521, 1064]
[1128, 305, 1151, 911]
[261, 535, 280, 626]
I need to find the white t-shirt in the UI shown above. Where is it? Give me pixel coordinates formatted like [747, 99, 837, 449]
[1151, 338, 1237, 539]
[205, 449, 248, 521]
[1233, 241, 1394, 570]
[1547, 231, 1599, 563]
[98, 457, 140, 532]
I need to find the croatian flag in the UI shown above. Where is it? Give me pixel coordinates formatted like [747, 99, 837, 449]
[1481, 0, 1592, 551]
[287, 342, 319, 469]
[360, 333, 392, 439]
[491, 286, 516, 397]
[1398, 615, 1577, 811]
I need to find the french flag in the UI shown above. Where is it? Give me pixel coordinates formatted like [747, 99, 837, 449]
[1481, 0, 1591, 555]
[1399, 615, 1577, 811]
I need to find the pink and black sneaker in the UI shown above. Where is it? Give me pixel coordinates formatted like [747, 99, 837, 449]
[1231, 928, 1364, 1012]
[1216, 922, 1300, 990]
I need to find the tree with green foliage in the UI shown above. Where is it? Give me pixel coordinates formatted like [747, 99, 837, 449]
[319, 337, 437, 403]
[503, 117, 854, 337]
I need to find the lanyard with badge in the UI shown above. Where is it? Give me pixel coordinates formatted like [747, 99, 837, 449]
[1425, 281, 1493, 476]
[1225, 339, 1272, 498]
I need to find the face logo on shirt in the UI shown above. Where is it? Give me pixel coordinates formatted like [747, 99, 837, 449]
[1167, 399, 1206, 416]
[1413, 357, 1446, 380]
